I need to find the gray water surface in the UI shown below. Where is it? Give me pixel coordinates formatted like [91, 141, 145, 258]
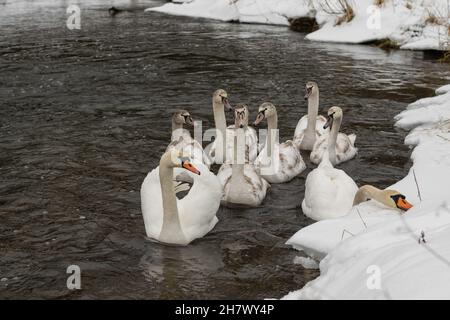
[1, 0, 449, 299]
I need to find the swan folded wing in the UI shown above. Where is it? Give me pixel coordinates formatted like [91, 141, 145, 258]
[217, 164, 268, 206]
[279, 141, 306, 177]
[256, 141, 305, 183]
[294, 116, 328, 148]
[303, 167, 355, 220]
[311, 132, 357, 165]
[177, 166, 221, 241]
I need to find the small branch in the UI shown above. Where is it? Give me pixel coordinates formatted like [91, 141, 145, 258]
[356, 208, 368, 229]
[341, 229, 355, 240]
[412, 169, 422, 202]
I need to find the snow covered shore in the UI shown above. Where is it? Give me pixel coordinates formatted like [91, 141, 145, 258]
[283, 85, 450, 299]
[146, 0, 450, 51]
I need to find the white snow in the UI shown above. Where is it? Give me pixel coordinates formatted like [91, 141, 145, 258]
[146, 0, 312, 25]
[293, 256, 319, 269]
[283, 85, 450, 299]
[146, 0, 450, 51]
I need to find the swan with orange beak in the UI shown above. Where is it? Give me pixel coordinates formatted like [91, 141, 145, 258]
[141, 149, 221, 245]
[353, 185, 413, 212]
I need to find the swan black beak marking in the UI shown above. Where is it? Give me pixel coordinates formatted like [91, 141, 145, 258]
[391, 194, 413, 211]
[253, 111, 265, 127]
[323, 113, 333, 130]
[223, 97, 232, 111]
[305, 87, 312, 100]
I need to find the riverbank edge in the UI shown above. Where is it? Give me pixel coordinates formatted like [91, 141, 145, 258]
[145, 0, 450, 57]
[283, 84, 450, 299]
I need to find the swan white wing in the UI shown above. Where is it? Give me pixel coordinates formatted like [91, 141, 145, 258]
[208, 126, 258, 164]
[310, 132, 358, 165]
[255, 141, 306, 183]
[293, 115, 308, 138]
[302, 165, 358, 221]
[177, 164, 221, 242]
[293, 115, 328, 148]
[167, 136, 212, 168]
[217, 163, 269, 207]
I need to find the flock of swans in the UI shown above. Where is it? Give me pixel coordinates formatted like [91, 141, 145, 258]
[140, 82, 413, 246]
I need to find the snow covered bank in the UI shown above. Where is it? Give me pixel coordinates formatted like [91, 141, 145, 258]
[146, 0, 312, 26]
[283, 85, 450, 299]
[146, 0, 450, 51]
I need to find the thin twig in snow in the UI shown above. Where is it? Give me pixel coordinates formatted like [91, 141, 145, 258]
[341, 229, 355, 240]
[413, 169, 422, 202]
[356, 208, 368, 229]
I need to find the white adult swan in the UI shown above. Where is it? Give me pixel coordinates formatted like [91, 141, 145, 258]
[253, 102, 306, 183]
[302, 159, 414, 221]
[166, 110, 211, 168]
[207, 90, 258, 164]
[293, 82, 329, 150]
[217, 105, 269, 207]
[310, 106, 357, 165]
[353, 185, 413, 211]
[302, 150, 358, 221]
[141, 149, 221, 245]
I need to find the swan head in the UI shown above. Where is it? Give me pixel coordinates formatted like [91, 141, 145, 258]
[354, 185, 413, 211]
[253, 102, 276, 126]
[234, 103, 249, 129]
[323, 106, 342, 130]
[213, 89, 232, 111]
[172, 110, 193, 127]
[305, 81, 319, 100]
[383, 190, 413, 211]
[161, 150, 201, 175]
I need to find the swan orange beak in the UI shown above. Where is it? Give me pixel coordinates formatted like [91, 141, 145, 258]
[182, 160, 201, 175]
[396, 197, 413, 211]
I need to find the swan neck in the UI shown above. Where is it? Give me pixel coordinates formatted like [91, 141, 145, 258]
[171, 120, 185, 141]
[231, 129, 245, 185]
[266, 113, 278, 157]
[353, 185, 381, 206]
[172, 119, 183, 133]
[328, 115, 341, 163]
[159, 156, 183, 238]
[306, 92, 319, 134]
[213, 100, 227, 162]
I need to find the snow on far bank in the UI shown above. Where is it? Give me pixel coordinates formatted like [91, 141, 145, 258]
[283, 85, 450, 299]
[146, 0, 450, 51]
[146, 0, 312, 25]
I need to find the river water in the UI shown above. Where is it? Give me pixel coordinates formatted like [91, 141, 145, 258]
[1, 0, 449, 299]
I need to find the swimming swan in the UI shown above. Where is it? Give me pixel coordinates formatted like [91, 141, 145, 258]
[141, 149, 221, 245]
[166, 110, 211, 168]
[207, 90, 258, 164]
[293, 82, 329, 150]
[302, 151, 358, 221]
[253, 102, 306, 183]
[217, 105, 269, 207]
[310, 106, 357, 165]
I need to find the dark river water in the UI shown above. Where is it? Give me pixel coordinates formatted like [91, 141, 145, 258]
[1, 0, 449, 299]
